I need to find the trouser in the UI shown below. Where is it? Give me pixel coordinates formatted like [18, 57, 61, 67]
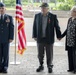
[68, 48, 76, 71]
[0, 43, 9, 70]
[37, 43, 53, 68]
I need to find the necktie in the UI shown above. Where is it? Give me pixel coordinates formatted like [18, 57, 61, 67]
[1, 15, 3, 21]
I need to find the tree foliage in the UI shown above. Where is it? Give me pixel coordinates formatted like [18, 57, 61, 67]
[57, 0, 75, 10]
[1, 0, 76, 10]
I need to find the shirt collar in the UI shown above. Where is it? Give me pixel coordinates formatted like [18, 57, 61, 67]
[41, 12, 49, 16]
[0, 14, 5, 18]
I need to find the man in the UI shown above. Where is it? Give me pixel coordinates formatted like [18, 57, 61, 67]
[32, 3, 61, 73]
[0, 3, 14, 73]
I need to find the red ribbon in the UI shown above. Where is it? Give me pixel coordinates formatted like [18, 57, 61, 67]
[48, 18, 50, 23]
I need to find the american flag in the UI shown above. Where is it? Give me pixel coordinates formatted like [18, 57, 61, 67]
[16, 0, 26, 54]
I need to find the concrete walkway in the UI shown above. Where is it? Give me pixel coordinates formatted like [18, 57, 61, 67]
[0, 46, 74, 75]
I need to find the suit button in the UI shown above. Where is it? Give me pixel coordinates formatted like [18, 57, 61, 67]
[2, 31, 3, 32]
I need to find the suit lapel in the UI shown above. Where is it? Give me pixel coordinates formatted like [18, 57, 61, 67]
[39, 13, 42, 36]
[4, 14, 10, 24]
[39, 13, 42, 26]
[4, 14, 8, 21]
[47, 12, 51, 25]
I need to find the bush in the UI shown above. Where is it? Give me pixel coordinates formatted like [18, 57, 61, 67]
[57, 0, 65, 2]
[4, 0, 15, 6]
[58, 3, 72, 10]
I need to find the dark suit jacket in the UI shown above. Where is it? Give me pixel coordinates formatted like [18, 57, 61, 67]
[61, 17, 76, 51]
[0, 14, 14, 43]
[32, 12, 61, 44]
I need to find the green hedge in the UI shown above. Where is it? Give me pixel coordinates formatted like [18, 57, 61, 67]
[58, 3, 72, 10]
[4, 0, 16, 6]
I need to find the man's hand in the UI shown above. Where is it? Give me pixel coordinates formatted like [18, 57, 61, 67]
[57, 38, 62, 41]
[9, 39, 13, 43]
[34, 38, 37, 41]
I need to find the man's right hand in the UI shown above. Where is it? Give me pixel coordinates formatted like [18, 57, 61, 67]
[57, 38, 62, 41]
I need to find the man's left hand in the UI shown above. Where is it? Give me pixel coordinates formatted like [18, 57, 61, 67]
[9, 39, 13, 43]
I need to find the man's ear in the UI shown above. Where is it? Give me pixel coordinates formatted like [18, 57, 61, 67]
[5, 8, 6, 10]
[47, 7, 49, 10]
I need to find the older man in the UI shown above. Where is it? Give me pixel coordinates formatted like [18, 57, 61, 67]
[0, 3, 14, 73]
[32, 3, 61, 73]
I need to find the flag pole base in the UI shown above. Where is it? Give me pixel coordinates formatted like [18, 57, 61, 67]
[10, 62, 21, 65]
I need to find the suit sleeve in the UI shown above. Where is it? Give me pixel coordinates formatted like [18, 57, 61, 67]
[61, 18, 70, 38]
[32, 15, 37, 38]
[75, 27, 76, 48]
[61, 29, 67, 38]
[54, 15, 61, 38]
[9, 16, 14, 40]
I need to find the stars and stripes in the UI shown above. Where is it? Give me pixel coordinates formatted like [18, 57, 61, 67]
[16, 0, 26, 54]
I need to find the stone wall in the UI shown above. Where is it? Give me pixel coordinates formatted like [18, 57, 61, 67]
[6, 10, 70, 18]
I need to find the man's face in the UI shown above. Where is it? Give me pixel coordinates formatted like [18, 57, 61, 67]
[41, 7, 49, 14]
[0, 7, 6, 14]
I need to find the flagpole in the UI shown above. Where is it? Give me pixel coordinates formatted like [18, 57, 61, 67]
[10, 17, 21, 65]
[14, 18, 17, 64]
[14, 19, 18, 64]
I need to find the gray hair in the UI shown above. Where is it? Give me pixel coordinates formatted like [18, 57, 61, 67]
[71, 6, 76, 12]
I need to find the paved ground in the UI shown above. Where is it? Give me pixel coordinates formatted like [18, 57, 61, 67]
[0, 18, 75, 75]
[3, 46, 74, 75]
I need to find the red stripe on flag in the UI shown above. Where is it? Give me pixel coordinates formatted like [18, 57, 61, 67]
[21, 28, 26, 41]
[18, 23, 24, 30]
[16, 11, 23, 16]
[16, 6, 22, 10]
[18, 31, 25, 49]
